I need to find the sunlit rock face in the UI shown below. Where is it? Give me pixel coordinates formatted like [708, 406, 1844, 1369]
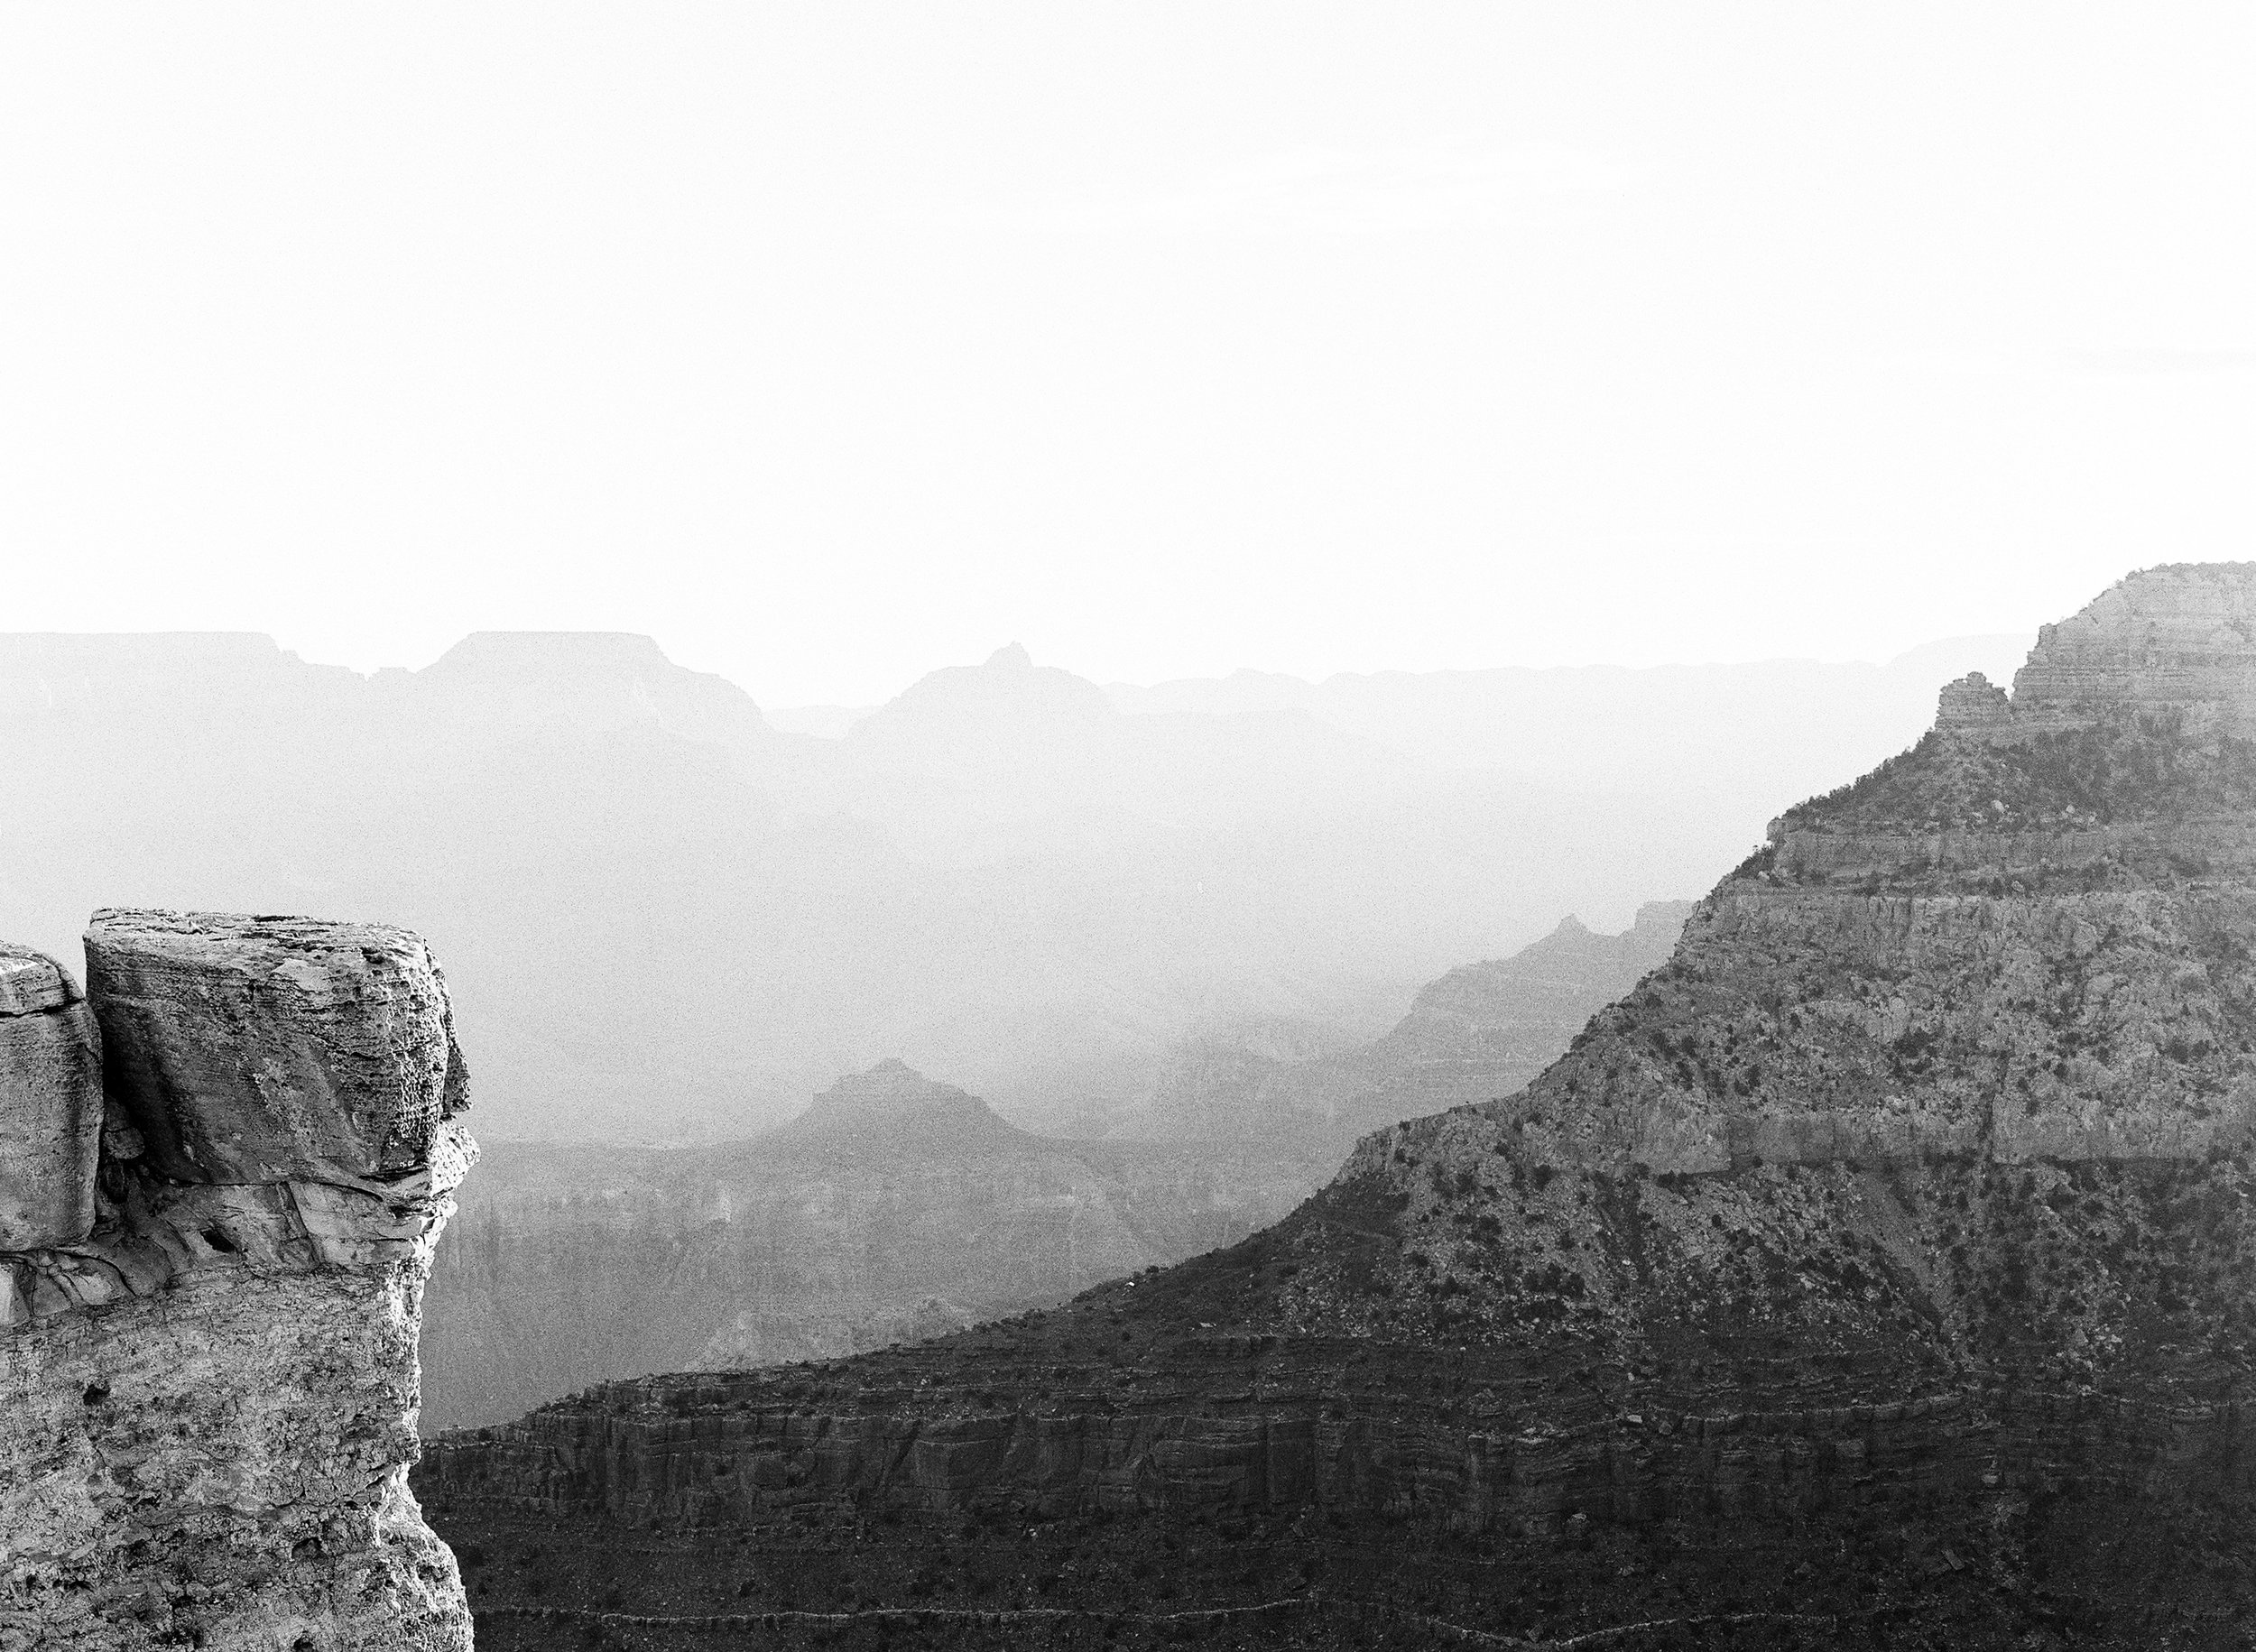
[2009, 560, 2256, 733]
[1, 910, 474, 1652]
[425, 567, 2256, 1650]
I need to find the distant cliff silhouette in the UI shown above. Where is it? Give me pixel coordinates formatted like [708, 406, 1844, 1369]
[0, 629, 2022, 1143]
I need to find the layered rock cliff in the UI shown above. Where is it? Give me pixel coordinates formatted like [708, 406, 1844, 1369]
[422, 566, 2256, 1649]
[1, 911, 474, 1651]
[421, 1060, 1328, 1431]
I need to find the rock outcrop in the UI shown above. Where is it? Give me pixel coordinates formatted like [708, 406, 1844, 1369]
[423, 567, 2256, 1650]
[1, 910, 474, 1651]
[0, 948, 102, 1253]
[2009, 561, 2256, 733]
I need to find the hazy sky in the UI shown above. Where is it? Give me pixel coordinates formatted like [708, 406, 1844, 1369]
[4, 5, 2252, 705]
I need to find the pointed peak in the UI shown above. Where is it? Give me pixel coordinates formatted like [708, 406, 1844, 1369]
[985, 642, 1033, 670]
[1551, 914, 1591, 937]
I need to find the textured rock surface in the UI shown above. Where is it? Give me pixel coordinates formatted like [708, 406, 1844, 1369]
[2011, 560, 2256, 732]
[0, 948, 101, 1251]
[1, 911, 474, 1651]
[86, 909, 469, 1189]
[419, 1060, 1327, 1431]
[425, 567, 2256, 1649]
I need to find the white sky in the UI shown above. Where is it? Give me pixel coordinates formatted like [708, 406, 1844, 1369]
[3, 5, 2252, 705]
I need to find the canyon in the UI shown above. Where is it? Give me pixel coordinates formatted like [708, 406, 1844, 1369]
[421, 564, 2256, 1650]
[420, 907, 1696, 1433]
[0, 910, 474, 1650]
[421, 1062, 1329, 1433]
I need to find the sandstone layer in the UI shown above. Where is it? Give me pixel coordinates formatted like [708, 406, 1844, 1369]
[425, 566, 2256, 1650]
[2, 910, 474, 1652]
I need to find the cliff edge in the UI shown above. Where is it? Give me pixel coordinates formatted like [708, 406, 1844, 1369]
[1, 910, 475, 1651]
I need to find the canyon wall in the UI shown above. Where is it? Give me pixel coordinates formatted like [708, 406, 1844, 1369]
[422, 566, 2256, 1650]
[1, 911, 473, 1652]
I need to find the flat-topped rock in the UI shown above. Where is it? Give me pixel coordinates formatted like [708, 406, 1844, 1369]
[782, 1057, 1006, 1140]
[84, 908, 468, 1187]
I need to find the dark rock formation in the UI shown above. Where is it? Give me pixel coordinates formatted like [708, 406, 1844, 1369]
[419, 1061, 1329, 1432]
[2, 910, 473, 1650]
[423, 567, 2256, 1649]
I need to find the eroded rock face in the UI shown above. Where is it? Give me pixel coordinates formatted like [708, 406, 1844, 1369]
[1, 911, 474, 1652]
[85, 909, 468, 1189]
[2011, 559, 2256, 732]
[0, 948, 101, 1253]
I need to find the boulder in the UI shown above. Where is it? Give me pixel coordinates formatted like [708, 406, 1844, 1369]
[83, 908, 468, 1186]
